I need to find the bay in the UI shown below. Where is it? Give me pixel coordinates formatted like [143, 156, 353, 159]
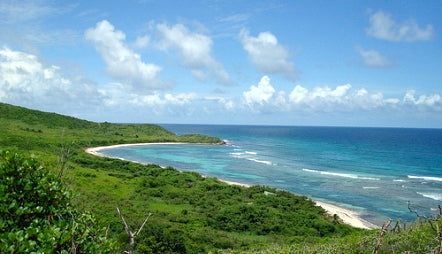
[98, 125, 442, 224]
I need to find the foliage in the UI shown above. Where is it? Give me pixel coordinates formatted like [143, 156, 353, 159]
[0, 150, 115, 253]
[221, 214, 442, 254]
[2, 102, 439, 253]
[0, 102, 223, 154]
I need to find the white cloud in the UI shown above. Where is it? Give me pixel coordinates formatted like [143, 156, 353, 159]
[239, 29, 297, 80]
[85, 20, 168, 91]
[130, 92, 198, 106]
[0, 0, 59, 24]
[289, 84, 354, 111]
[133, 35, 150, 49]
[366, 10, 434, 42]
[156, 23, 231, 85]
[126, 91, 237, 119]
[240, 76, 442, 115]
[243, 75, 275, 106]
[0, 47, 104, 112]
[129, 92, 235, 111]
[0, 1, 80, 48]
[287, 84, 407, 112]
[404, 90, 442, 110]
[218, 14, 250, 23]
[355, 46, 393, 68]
[289, 85, 308, 104]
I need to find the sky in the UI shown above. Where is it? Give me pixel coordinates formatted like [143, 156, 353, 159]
[0, 0, 441, 128]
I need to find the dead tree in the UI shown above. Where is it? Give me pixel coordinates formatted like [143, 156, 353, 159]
[373, 220, 391, 254]
[117, 207, 152, 254]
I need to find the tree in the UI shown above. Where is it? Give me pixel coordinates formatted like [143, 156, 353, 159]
[117, 207, 152, 254]
[0, 150, 115, 253]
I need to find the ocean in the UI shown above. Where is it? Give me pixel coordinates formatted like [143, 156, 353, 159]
[98, 125, 442, 224]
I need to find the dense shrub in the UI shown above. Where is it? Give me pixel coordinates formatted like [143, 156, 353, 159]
[0, 151, 115, 253]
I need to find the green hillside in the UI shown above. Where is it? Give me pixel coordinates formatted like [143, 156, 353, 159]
[0, 102, 440, 253]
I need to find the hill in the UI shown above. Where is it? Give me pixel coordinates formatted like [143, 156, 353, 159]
[1, 102, 440, 253]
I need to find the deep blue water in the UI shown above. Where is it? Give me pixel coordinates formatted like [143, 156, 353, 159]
[99, 125, 442, 224]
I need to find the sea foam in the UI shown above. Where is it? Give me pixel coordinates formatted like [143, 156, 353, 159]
[417, 192, 442, 201]
[245, 151, 257, 155]
[247, 158, 274, 165]
[230, 151, 274, 165]
[302, 168, 380, 180]
[408, 175, 442, 182]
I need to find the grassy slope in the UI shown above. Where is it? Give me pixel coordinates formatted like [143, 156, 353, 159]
[1, 102, 440, 253]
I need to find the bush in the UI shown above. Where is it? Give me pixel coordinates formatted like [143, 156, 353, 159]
[0, 151, 115, 253]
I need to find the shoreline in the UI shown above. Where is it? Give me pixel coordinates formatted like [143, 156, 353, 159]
[85, 143, 379, 230]
[85, 142, 189, 157]
[314, 201, 379, 229]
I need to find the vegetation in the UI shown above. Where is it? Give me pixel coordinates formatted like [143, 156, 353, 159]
[222, 215, 442, 254]
[0, 150, 115, 253]
[1, 102, 441, 253]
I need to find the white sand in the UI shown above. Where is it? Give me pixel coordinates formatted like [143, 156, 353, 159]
[218, 179, 252, 188]
[315, 201, 379, 229]
[85, 143, 379, 230]
[85, 142, 187, 157]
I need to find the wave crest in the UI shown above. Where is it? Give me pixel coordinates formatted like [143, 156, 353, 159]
[417, 192, 442, 201]
[302, 168, 380, 180]
[408, 175, 442, 182]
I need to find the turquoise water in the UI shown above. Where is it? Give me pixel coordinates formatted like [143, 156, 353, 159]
[99, 125, 442, 224]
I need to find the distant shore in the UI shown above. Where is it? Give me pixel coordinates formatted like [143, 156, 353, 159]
[85, 142, 379, 230]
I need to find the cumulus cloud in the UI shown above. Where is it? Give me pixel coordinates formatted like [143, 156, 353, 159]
[243, 75, 275, 106]
[240, 76, 442, 114]
[156, 23, 231, 85]
[287, 83, 408, 112]
[366, 10, 434, 42]
[239, 29, 297, 80]
[289, 84, 354, 111]
[85, 20, 168, 91]
[0, 47, 104, 112]
[404, 90, 442, 110]
[355, 46, 393, 68]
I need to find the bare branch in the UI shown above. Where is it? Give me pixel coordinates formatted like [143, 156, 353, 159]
[373, 220, 391, 254]
[117, 207, 152, 254]
[116, 207, 131, 235]
[135, 212, 153, 237]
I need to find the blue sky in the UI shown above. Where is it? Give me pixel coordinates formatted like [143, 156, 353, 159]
[0, 0, 441, 127]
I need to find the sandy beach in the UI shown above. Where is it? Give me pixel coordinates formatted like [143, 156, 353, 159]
[314, 201, 378, 229]
[85, 143, 379, 230]
[85, 142, 188, 157]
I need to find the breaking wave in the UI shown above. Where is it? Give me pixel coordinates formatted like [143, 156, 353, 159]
[302, 168, 380, 180]
[247, 158, 274, 165]
[417, 192, 442, 201]
[408, 175, 442, 182]
[229, 151, 275, 165]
